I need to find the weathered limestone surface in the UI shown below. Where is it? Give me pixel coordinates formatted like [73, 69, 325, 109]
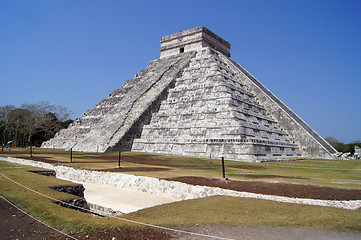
[160, 26, 231, 58]
[132, 48, 302, 161]
[42, 52, 196, 152]
[42, 26, 337, 161]
[223, 57, 337, 158]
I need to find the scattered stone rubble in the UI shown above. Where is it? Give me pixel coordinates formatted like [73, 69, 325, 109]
[1, 156, 360, 210]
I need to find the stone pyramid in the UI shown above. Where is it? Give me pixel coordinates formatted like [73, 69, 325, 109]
[42, 27, 337, 162]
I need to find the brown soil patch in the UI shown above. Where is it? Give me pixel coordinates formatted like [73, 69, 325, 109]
[96, 167, 170, 172]
[22, 156, 67, 163]
[77, 227, 171, 240]
[0, 197, 170, 239]
[237, 173, 307, 179]
[18, 156, 170, 172]
[22, 156, 117, 164]
[89, 155, 210, 169]
[2, 152, 210, 169]
[0, 197, 68, 239]
[164, 176, 361, 201]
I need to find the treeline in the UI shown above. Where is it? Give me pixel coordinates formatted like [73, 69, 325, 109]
[325, 137, 361, 154]
[0, 101, 73, 147]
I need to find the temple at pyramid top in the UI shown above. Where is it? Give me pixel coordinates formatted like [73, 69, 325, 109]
[42, 26, 337, 162]
[160, 26, 231, 58]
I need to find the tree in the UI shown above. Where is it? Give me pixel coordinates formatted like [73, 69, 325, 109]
[7, 108, 30, 146]
[31, 112, 65, 146]
[20, 102, 73, 146]
[0, 105, 15, 144]
[349, 141, 361, 155]
[0, 102, 73, 147]
[325, 137, 348, 153]
[325, 137, 361, 154]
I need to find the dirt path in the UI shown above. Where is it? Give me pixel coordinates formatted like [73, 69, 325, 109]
[2, 196, 360, 240]
[0, 197, 170, 240]
[173, 225, 361, 240]
[0, 197, 69, 240]
[164, 176, 361, 200]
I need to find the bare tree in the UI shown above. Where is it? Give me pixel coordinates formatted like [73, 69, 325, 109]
[20, 102, 73, 145]
[0, 105, 15, 144]
[0, 102, 73, 147]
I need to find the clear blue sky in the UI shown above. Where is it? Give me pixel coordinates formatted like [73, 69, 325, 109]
[1, 0, 360, 143]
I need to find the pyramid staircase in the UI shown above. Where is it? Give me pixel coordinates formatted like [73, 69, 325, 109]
[42, 27, 337, 161]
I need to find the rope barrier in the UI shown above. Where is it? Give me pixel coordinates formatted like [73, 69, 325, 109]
[0, 172, 233, 240]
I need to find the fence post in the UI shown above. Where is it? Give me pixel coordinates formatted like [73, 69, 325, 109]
[118, 150, 121, 168]
[30, 145, 33, 157]
[221, 157, 226, 179]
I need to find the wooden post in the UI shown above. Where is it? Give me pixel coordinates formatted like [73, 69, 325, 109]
[30, 145, 33, 157]
[221, 157, 226, 179]
[118, 150, 121, 168]
[70, 148, 73, 163]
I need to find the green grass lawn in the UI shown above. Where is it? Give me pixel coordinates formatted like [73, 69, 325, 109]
[1, 148, 361, 235]
[0, 161, 137, 235]
[2, 148, 360, 189]
[128, 196, 361, 232]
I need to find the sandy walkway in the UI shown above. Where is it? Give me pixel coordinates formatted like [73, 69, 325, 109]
[69, 180, 179, 213]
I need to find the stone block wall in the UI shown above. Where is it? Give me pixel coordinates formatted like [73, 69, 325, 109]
[42, 52, 196, 152]
[132, 48, 301, 162]
[160, 26, 231, 58]
[220, 55, 337, 159]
